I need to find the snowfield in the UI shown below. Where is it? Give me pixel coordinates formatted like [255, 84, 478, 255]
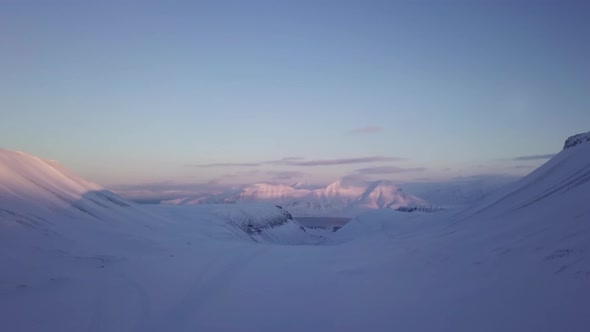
[1, 131, 590, 332]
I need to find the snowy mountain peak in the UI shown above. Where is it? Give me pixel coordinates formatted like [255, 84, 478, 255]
[291, 181, 318, 190]
[0, 148, 103, 204]
[353, 180, 425, 209]
[167, 177, 430, 217]
[563, 130, 590, 149]
[0, 148, 163, 232]
[322, 178, 369, 199]
[237, 183, 309, 200]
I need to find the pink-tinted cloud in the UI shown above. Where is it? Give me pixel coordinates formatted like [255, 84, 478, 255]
[188, 162, 260, 168]
[267, 170, 306, 180]
[111, 181, 233, 203]
[278, 156, 305, 162]
[280, 156, 402, 166]
[223, 170, 261, 177]
[265, 157, 305, 165]
[512, 153, 556, 161]
[355, 166, 427, 174]
[348, 126, 383, 135]
[191, 156, 403, 168]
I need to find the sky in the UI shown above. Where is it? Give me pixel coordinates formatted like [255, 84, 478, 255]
[1, 0, 589, 196]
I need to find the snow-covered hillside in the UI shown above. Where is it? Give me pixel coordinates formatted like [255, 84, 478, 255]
[0, 149, 313, 250]
[327, 130, 590, 330]
[352, 180, 427, 209]
[0, 148, 169, 256]
[454, 130, 590, 221]
[0, 148, 131, 218]
[2, 131, 590, 332]
[150, 204, 319, 245]
[564, 131, 590, 149]
[165, 178, 428, 217]
[400, 174, 518, 207]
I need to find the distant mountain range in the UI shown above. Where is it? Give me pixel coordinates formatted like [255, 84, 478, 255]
[164, 178, 428, 217]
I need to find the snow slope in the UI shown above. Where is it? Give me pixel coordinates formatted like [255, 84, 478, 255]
[2, 131, 590, 332]
[0, 149, 313, 251]
[165, 178, 428, 217]
[400, 174, 518, 207]
[455, 130, 590, 220]
[351, 180, 427, 209]
[0, 148, 170, 256]
[0, 148, 129, 217]
[149, 204, 320, 245]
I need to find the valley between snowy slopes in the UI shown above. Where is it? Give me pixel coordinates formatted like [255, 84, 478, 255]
[1, 131, 590, 332]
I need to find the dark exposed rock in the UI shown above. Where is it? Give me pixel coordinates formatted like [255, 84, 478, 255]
[396, 205, 445, 213]
[564, 131, 590, 149]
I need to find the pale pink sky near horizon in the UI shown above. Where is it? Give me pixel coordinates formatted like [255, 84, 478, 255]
[1, 0, 585, 195]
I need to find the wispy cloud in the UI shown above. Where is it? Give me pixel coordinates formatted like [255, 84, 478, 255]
[348, 125, 383, 135]
[410, 177, 434, 182]
[339, 174, 368, 182]
[451, 174, 521, 182]
[223, 170, 261, 177]
[188, 162, 260, 168]
[512, 153, 556, 161]
[279, 156, 305, 162]
[190, 156, 403, 168]
[267, 170, 306, 180]
[284, 156, 402, 166]
[355, 166, 427, 174]
[111, 181, 233, 203]
[512, 165, 534, 169]
[266, 157, 305, 165]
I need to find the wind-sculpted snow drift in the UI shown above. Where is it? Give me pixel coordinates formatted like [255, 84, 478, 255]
[1, 131, 590, 332]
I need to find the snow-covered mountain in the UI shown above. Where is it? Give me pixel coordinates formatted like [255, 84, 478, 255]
[0, 148, 133, 219]
[400, 174, 518, 208]
[0, 149, 314, 249]
[454, 130, 590, 221]
[326, 130, 590, 331]
[0, 150, 173, 264]
[564, 130, 590, 149]
[164, 178, 428, 217]
[352, 180, 427, 209]
[2, 131, 590, 332]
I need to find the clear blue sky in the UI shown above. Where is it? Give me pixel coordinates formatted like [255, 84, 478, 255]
[1, 0, 589, 188]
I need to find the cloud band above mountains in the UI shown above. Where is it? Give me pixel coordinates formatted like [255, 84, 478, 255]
[354, 166, 427, 174]
[190, 156, 404, 168]
[512, 153, 556, 161]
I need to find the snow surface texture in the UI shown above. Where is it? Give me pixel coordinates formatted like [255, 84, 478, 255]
[149, 204, 320, 245]
[400, 174, 517, 207]
[165, 178, 428, 217]
[2, 131, 590, 332]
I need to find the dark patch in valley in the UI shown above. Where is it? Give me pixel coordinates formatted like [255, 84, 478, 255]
[295, 217, 352, 229]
